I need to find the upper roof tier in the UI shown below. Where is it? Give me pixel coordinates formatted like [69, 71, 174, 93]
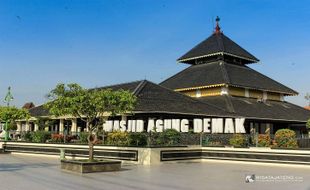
[177, 17, 259, 65]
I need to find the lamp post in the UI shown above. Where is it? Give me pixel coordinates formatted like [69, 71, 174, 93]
[4, 87, 14, 141]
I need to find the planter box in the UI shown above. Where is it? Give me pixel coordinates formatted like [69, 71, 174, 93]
[61, 159, 121, 173]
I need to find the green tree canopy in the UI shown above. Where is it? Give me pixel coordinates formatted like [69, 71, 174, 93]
[306, 119, 310, 130]
[0, 106, 30, 123]
[44, 83, 136, 160]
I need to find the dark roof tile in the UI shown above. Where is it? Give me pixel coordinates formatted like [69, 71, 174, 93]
[29, 105, 49, 117]
[200, 95, 310, 122]
[29, 80, 231, 117]
[160, 61, 297, 95]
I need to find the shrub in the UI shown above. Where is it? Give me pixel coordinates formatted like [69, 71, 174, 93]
[50, 134, 74, 143]
[77, 132, 101, 144]
[229, 134, 246, 147]
[257, 134, 270, 147]
[306, 119, 310, 130]
[31, 131, 51, 143]
[156, 129, 181, 146]
[79, 132, 89, 144]
[274, 129, 298, 148]
[51, 134, 63, 143]
[203, 134, 232, 146]
[22, 132, 33, 142]
[128, 133, 148, 146]
[107, 130, 129, 146]
[205, 141, 222, 146]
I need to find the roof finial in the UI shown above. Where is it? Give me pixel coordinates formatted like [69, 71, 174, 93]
[214, 16, 221, 34]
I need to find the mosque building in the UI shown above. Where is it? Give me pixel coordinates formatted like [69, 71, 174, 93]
[20, 17, 310, 137]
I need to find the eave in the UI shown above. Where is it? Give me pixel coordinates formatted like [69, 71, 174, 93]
[177, 52, 259, 64]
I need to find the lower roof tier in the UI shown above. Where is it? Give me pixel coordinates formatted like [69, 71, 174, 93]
[29, 80, 310, 123]
[29, 80, 230, 118]
[200, 95, 310, 123]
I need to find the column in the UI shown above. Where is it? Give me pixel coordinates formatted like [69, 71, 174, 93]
[16, 122, 22, 133]
[44, 121, 49, 131]
[59, 119, 64, 134]
[250, 122, 255, 145]
[25, 121, 30, 132]
[265, 123, 271, 135]
[270, 123, 274, 134]
[71, 118, 77, 135]
[253, 123, 258, 134]
[250, 122, 255, 134]
[34, 123, 39, 131]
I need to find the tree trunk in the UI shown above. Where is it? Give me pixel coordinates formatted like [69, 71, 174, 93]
[87, 125, 97, 161]
[88, 141, 94, 161]
[87, 121, 94, 161]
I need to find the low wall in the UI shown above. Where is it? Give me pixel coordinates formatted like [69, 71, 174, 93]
[162, 147, 310, 165]
[202, 147, 310, 164]
[2, 142, 310, 165]
[3, 142, 138, 162]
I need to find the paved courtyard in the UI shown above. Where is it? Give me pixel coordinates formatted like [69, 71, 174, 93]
[0, 154, 310, 190]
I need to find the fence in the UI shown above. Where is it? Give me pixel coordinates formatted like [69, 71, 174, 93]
[5, 131, 310, 148]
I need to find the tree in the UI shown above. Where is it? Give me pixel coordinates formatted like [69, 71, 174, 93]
[305, 93, 310, 106]
[307, 119, 310, 130]
[45, 83, 136, 161]
[0, 106, 30, 140]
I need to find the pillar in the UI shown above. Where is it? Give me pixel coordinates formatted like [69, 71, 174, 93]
[44, 121, 49, 131]
[71, 118, 77, 135]
[16, 122, 22, 133]
[250, 122, 255, 145]
[59, 119, 64, 134]
[255, 123, 259, 134]
[34, 123, 39, 131]
[250, 122, 255, 134]
[270, 123, 273, 134]
[25, 121, 30, 132]
[265, 123, 271, 135]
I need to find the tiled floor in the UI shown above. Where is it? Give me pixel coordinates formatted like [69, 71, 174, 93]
[0, 154, 310, 190]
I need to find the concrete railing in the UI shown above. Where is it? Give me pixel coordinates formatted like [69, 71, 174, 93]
[2, 142, 310, 165]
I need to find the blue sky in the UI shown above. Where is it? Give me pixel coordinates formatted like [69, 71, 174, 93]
[0, 0, 309, 107]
